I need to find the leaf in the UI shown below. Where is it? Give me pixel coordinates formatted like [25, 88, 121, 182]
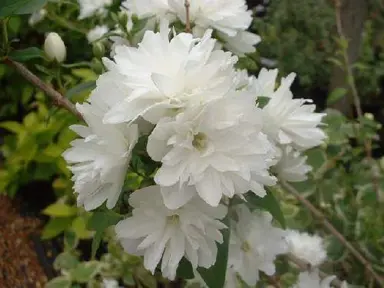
[306, 148, 327, 172]
[70, 261, 100, 283]
[246, 190, 286, 229]
[45, 276, 71, 288]
[53, 252, 79, 271]
[41, 217, 74, 240]
[0, 121, 24, 134]
[71, 69, 98, 81]
[87, 211, 123, 259]
[65, 81, 96, 99]
[197, 216, 230, 288]
[42, 203, 78, 217]
[0, 0, 47, 17]
[71, 216, 93, 239]
[8, 47, 45, 62]
[327, 87, 347, 106]
[176, 257, 194, 280]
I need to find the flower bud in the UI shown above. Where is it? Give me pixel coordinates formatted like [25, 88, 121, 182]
[92, 58, 104, 74]
[118, 11, 129, 28]
[92, 42, 106, 58]
[44, 32, 66, 63]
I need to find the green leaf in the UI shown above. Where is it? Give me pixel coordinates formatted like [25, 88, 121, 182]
[0, 121, 24, 134]
[45, 276, 71, 288]
[87, 211, 123, 259]
[71, 216, 93, 239]
[327, 87, 347, 106]
[53, 252, 79, 271]
[65, 81, 96, 100]
[197, 216, 230, 288]
[0, 0, 47, 17]
[8, 47, 45, 62]
[70, 261, 100, 283]
[246, 191, 286, 229]
[41, 217, 74, 240]
[176, 257, 194, 280]
[42, 203, 78, 217]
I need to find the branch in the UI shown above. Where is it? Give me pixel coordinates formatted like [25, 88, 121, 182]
[334, 0, 381, 201]
[287, 253, 343, 287]
[280, 180, 384, 287]
[184, 0, 191, 33]
[4, 58, 83, 120]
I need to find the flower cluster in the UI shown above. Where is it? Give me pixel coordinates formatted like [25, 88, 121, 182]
[63, 14, 326, 283]
[116, 0, 260, 56]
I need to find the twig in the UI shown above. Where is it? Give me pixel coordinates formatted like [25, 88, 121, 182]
[184, 0, 191, 33]
[287, 253, 343, 287]
[4, 58, 83, 120]
[281, 180, 384, 287]
[334, 0, 381, 201]
[265, 274, 282, 288]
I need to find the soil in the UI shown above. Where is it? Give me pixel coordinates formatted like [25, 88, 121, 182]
[0, 195, 48, 288]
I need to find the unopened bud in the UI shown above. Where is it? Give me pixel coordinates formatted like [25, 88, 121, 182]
[92, 42, 105, 58]
[118, 11, 129, 28]
[44, 32, 66, 63]
[364, 113, 374, 120]
[92, 58, 104, 74]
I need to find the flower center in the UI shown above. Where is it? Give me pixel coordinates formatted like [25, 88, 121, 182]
[241, 241, 251, 253]
[167, 214, 180, 225]
[192, 132, 207, 151]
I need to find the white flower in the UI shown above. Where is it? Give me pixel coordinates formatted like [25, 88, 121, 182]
[29, 9, 46, 26]
[168, 0, 260, 56]
[122, 0, 175, 22]
[62, 101, 138, 211]
[274, 146, 312, 182]
[147, 92, 276, 208]
[250, 68, 278, 98]
[261, 71, 326, 149]
[229, 205, 287, 286]
[77, 0, 112, 20]
[97, 21, 237, 125]
[87, 25, 109, 43]
[285, 230, 327, 267]
[115, 185, 227, 280]
[293, 271, 336, 288]
[44, 32, 66, 63]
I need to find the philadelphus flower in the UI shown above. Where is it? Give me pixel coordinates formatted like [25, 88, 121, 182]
[285, 230, 327, 266]
[99, 21, 237, 125]
[293, 271, 339, 288]
[122, 0, 175, 22]
[77, 0, 112, 20]
[274, 146, 312, 182]
[228, 205, 287, 286]
[87, 25, 109, 43]
[62, 101, 139, 211]
[249, 68, 278, 98]
[260, 70, 326, 149]
[44, 32, 66, 63]
[168, 0, 260, 56]
[147, 93, 276, 208]
[115, 186, 227, 280]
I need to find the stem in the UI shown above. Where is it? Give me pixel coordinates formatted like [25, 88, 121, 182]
[334, 0, 381, 202]
[281, 180, 384, 287]
[184, 0, 191, 33]
[287, 253, 343, 287]
[4, 58, 83, 120]
[1, 18, 9, 53]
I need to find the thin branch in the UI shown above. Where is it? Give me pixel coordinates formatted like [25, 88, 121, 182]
[4, 58, 83, 120]
[281, 180, 384, 287]
[333, 0, 381, 201]
[287, 253, 343, 287]
[184, 0, 191, 33]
